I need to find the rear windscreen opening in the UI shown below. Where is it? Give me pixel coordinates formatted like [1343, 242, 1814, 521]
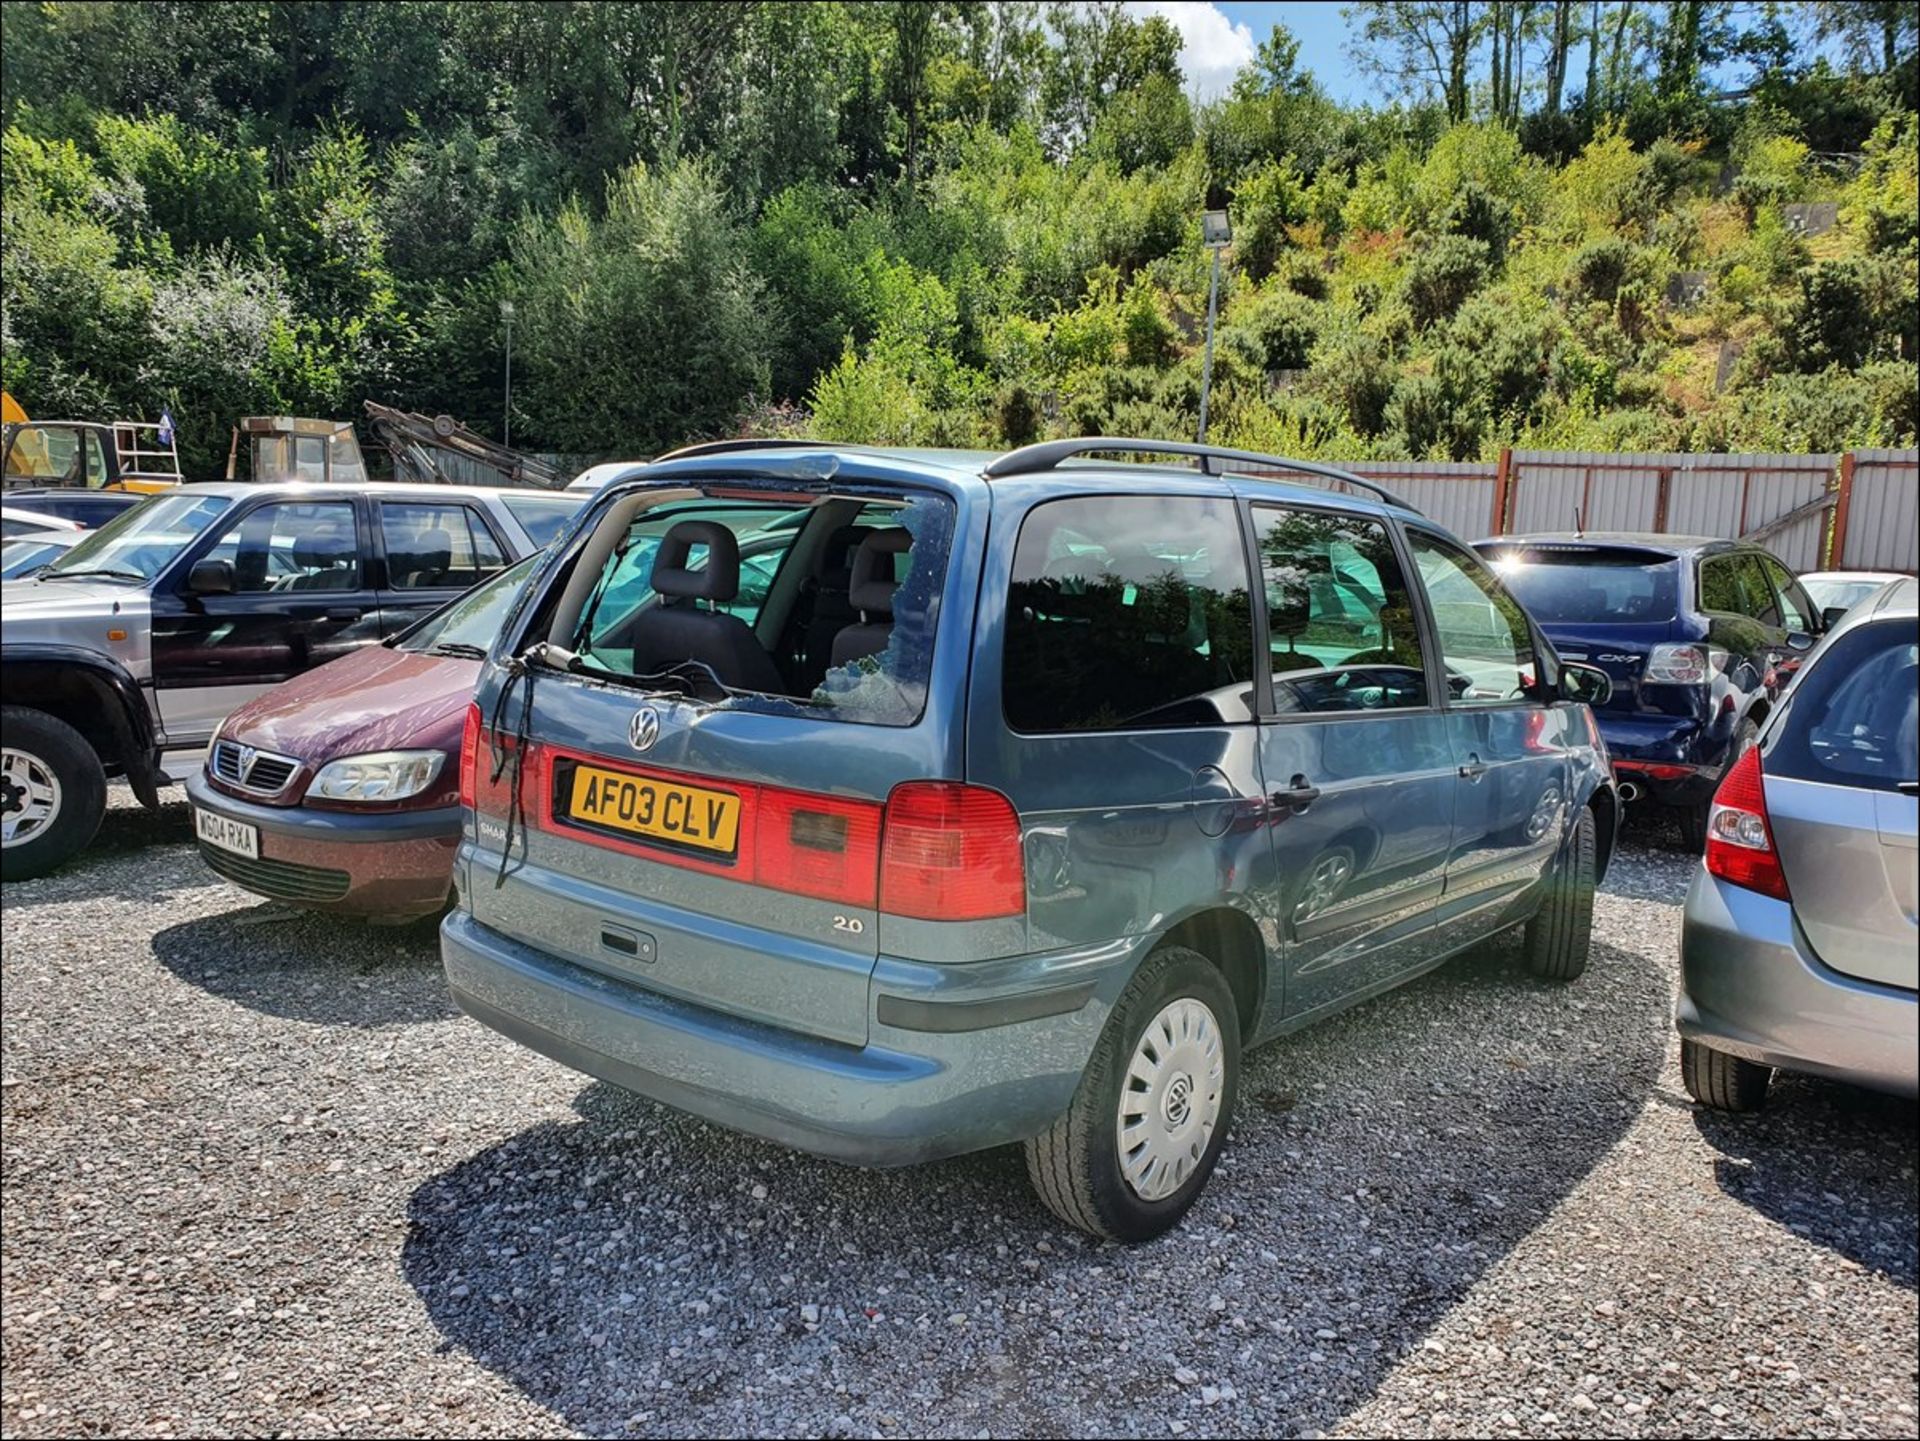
[534, 480, 954, 727]
[1483, 547, 1681, 623]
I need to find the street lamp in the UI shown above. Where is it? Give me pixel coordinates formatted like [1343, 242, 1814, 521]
[500, 299, 516, 448]
[1197, 209, 1232, 445]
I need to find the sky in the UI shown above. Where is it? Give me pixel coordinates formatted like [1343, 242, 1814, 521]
[1124, 2, 1370, 104]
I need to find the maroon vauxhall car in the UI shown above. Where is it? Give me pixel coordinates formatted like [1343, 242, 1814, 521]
[185, 556, 537, 920]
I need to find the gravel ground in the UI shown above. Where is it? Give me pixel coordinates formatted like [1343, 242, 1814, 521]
[2, 793, 1914, 1440]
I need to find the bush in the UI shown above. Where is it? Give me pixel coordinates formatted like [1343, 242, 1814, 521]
[1792, 256, 1908, 370]
[1441, 294, 1565, 419]
[1401, 234, 1488, 329]
[994, 382, 1044, 446]
[1386, 369, 1483, 461]
[1231, 158, 1310, 281]
[1570, 236, 1636, 303]
[1308, 327, 1396, 436]
[1120, 283, 1177, 367]
[1444, 179, 1517, 264]
[1227, 284, 1320, 371]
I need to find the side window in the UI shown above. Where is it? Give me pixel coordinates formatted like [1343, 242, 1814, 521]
[1759, 555, 1818, 634]
[202, 501, 361, 594]
[1004, 495, 1255, 732]
[82, 431, 108, 487]
[381, 502, 507, 590]
[293, 437, 327, 484]
[1252, 505, 1428, 713]
[1406, 529, 1538, 706]
[1699, 554, 1772, 619]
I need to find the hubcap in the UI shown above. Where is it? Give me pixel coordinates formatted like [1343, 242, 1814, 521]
[1, 747, 63, 849]
[1117, 997, 1225, 1203]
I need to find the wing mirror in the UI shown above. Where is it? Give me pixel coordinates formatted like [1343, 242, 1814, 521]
[1785, 629, 1817, 653]
[187, 558, 234, 595]
[1559, 662, 1613, 707]
[1820, 605, 1848, 629]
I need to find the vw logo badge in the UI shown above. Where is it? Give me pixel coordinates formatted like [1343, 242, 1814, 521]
[628, 707, 661, 752]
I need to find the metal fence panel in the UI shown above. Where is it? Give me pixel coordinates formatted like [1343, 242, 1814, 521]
[1349, 463, 1497, 538]
[1843, 450, 1920, 573]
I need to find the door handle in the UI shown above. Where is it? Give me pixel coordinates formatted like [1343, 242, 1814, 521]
[1270, 774, 1322, 812]
[1458, 755, 1489, 781]
[323, 607, 363, 622]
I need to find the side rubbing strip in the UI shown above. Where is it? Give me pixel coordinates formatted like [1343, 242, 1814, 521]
[876, 982, 1096, 1034]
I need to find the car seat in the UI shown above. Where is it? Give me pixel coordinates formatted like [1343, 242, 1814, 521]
[830, 528, 912, 668]
[284, 534, 359, 591]
[616, 520, 785, 693]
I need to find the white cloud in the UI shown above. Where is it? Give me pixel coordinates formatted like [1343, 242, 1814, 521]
[1125, 1, 1258, 101]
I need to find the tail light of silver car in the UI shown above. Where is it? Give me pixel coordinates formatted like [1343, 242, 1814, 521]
[1703, 746, 1790, 901]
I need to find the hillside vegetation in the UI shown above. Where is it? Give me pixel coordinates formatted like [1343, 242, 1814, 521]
[1, 1, 1914, 478]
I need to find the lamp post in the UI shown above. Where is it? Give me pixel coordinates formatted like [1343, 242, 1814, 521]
[500, 299, 516, 448]
[1197, 209, 1232, 445]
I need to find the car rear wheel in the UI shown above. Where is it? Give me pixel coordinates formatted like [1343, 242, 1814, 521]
[1523, 805, 1595, 981]
[1023, 945, 1240, 1243]
[1, 706, 106, 881]
[1680, 1037, 1772, 1111]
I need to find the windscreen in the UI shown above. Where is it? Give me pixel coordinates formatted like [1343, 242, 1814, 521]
[1484, 547, 1680, 623]
[550, 483, 953, 727]
[43, 491, 233, 582]
[399, 553, 541, 656]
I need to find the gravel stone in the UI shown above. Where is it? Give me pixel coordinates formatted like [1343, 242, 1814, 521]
[1, 794, 1914, 1438]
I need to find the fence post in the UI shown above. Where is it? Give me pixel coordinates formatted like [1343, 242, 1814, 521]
[1490, 447, 1513, 535]
[1828, 452, 1855, 569]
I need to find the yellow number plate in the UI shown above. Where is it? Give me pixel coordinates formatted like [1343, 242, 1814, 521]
[565, 765, 741, 855]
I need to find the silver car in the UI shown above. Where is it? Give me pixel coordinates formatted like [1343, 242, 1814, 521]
[1678, 576, 1918, 1109]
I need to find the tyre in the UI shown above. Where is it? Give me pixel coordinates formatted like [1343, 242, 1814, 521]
[1, 706, 107, 881]
[1023, 945, 1241, 1243]
[1680, 720, 1759, 852]
[1680, 1037, 1772, 1112]
[1523, 804, 1596, 981]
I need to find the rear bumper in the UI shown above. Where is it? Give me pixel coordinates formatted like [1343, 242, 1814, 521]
[1598, 712, 1726, 807]
[1677, 868, 1918, 1098]
[186, 772, 458, 918]
[440, 907, 1137, 1166]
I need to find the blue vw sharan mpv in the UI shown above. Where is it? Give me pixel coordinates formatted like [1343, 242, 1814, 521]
[442, 438, 1618, 1241]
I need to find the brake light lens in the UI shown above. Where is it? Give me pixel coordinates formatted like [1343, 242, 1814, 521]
[1645, 643, 1711, 684]
[880, 782, 1026, 921]
[458, 703, 482, 808]
[1703, 747, 1789, 900]
[756, 788, 881, 907]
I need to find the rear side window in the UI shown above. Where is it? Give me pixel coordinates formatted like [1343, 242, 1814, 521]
[1253, 504, 1428, 713]
[1699, 554, 1772, 620]
[1767, 621, 1918, 793]
[1004, 495, 1255, 731]
[1484, 546, 1679, 623]
[380, 501, 507, 590]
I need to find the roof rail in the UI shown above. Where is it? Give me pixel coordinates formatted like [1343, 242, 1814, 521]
[981, 437, 1418, 513]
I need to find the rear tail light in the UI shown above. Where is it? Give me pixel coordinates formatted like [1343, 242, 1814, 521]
[458, 702, 482, 808]
[880, 782, 1026, 921]
[1703, 747, 1790, 900]
[755, 789, 881, 907]
[1644, 643, 1710, 684]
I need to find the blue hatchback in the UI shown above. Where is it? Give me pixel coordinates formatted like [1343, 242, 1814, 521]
[1475, 534, 1824, 848]
[442, 439, 1617, 1241]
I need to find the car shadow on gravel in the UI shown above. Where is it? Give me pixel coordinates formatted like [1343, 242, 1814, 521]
[400, 935, 1670, 1437]
[150, 906, 456, 1026]
[90, 791, 194, 854]
[1694, 1081, 1918, 1289]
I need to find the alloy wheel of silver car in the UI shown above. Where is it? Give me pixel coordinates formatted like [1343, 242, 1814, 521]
[1116, 996, 1226, 1202]
[0, 747, 63, 849]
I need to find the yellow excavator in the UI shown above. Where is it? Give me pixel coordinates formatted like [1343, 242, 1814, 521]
[1, 392, 185, 494]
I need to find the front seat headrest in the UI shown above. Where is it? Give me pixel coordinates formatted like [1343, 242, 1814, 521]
[848, 528, 912, 615]
[293, 535, 352, 569]
[650, 520, 741, 602]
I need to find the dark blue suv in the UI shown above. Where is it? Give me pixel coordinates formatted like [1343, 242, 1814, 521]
[1474, 534, 1823, 848]
[441, 439, 1619, 1242]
